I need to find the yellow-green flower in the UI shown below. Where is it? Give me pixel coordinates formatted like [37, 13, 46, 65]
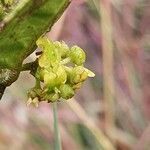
[69, 66, 87, 84]
[37, 37, 61, 68]
[28, 36, 95, 106]
[43, 92, 60, 102]
[59, 84, 74, 99]
[54, 41, 69, 58]
[69, 46, 86, 65]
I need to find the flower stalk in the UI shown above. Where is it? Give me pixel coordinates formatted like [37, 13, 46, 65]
[53, 103, 62, 150]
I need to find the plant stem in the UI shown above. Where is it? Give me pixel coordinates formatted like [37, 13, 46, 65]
[53, 102, 62, 150]
[99, 0, 115, 129]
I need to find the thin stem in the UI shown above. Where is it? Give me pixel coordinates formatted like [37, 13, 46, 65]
[99, 0, 115, 129]
[91, 0, 100, 18]
[53, 103, 62, 150]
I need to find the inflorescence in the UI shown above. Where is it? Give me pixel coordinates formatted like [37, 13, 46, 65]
[27, 37, 95, 107]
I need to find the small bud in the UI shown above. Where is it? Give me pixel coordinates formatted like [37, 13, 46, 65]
[44, 70, 57, 89]
[32, 97, 39, 107]
[43, 93, 60, 102]
[26, 98, 33, 107]
[73, 74, 81, 84]
[69, 46, 86, 65]
[54, 41, 69, 58]
[69, 66, 88, 84]
[26, 97, 39, 107]
[54, 87, 60, 94]
[37, 37, 61, 68]
[50, 93, 60, 102]
[53, 65, 67, 85]
[43, 65, 67, 90]
[80, 70, 89, 81]
[72, 82, 83, 90]
[38, 54, 51, 68]
[59, 84, 74, 99]
[27, 89, 37, 99]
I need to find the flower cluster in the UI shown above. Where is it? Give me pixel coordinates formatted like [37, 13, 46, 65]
[27, 37, 95, 107]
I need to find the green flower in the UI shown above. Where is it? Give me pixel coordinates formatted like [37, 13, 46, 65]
[59, 84, 74, 99]
[43, 65, 67, 90]
[37, 37, 61, 68]
[30, 36, 95, 105]
[27, 97, 39, 107]
[69, 46, 86, 65]
[52, 65, 67, 85]
[69, 66, 87, 84]
[27, 87, 42, 107]
[54, 41, 69, 58]
[72, 82, 83, 90]
[43, 92, 60, 102]
[43, 69, 57, 89]
[69, 66, 95, 84]
[27, 87, 41, 99]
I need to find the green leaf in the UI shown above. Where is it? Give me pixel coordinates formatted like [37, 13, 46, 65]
[0, 0, 70, 69]
[0, 0, 70, 98]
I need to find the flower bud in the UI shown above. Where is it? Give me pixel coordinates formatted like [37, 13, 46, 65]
[43, 92, 60, 102]
[26, 98, 32, 107]
[69, 66, 88, 84]
[38, 54, 51, 68]
[72, 82, 83, 90]
[43, 65, 67, 91]
[32, 97, 39, 107]
[69, 46, 86, 65]
[59, 84, 74, 99]
[43, 70, 57, 90]
[37, 37, 61, 68]
[54, 41, 69, 58]
[26, 97, 39, 107]
[53, 65, 67, 85]
[27, 89, 37, 99]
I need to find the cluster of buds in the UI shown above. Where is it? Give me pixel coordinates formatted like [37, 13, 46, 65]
[27, 37, 95, 106]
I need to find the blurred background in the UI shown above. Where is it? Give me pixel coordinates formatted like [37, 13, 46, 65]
[0, 0, 150, 149]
